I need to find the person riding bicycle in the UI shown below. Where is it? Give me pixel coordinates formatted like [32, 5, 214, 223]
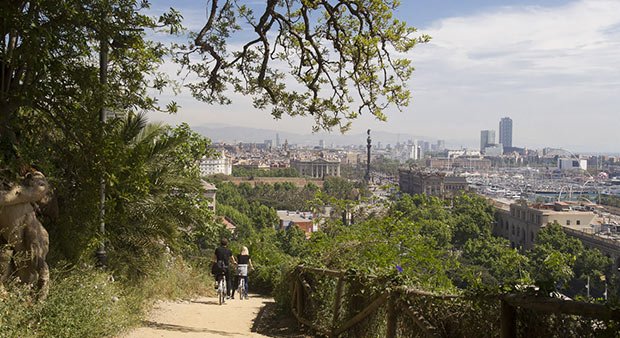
[213, 238, 236, 299]
[231, 246, 254, 300]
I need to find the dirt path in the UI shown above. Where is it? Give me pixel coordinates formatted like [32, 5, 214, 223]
[122, 294, 273, 338]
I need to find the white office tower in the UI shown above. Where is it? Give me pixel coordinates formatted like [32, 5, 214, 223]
[499, 117, 513, 148]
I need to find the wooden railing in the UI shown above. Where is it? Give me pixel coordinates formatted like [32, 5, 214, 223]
[290, 265, 620, 337]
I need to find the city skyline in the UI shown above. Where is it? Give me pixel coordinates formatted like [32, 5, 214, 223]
[146, 0, 620, 153]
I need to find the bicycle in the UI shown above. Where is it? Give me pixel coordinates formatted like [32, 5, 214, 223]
[237, 276, 248, 300]
[217, 272, 227, 305]
[236, 263, 249, 300]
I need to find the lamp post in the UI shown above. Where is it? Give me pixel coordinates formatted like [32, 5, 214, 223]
[96, 31, 109, 267]
[95, 19, 144, 267]
[365, 129, 371, 183]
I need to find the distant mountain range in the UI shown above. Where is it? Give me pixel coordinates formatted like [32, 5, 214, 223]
[192, 124, 479, 149]
[191, 124, 611, 154]
[192, 124, 441, 147]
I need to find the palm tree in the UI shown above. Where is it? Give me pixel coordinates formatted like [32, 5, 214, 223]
[104, 113, 217, 276]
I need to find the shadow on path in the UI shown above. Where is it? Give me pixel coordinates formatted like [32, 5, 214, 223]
[251, 301, 311, 338]
[190, 299, 220, 305]
[142, 320, 238, 336]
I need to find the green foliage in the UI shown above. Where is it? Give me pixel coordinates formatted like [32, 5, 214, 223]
[0, 256, 213, 338]
[214, 181, 319, 211]
[44, 114, 219, 276]
[305, 215, 457, 292]
[322, 176, 364, 201]
[0, 267, 135, 338]
[528, 222, 613, 296]
[277, 226, 308, 257]
[246, 228, 298, 293]
[0, 0, 181, 171]
[528, 223, 581, 291]
[599, 194, 620, 208]
[371, 157, 402, 176]
[462, 236, 532, 289]
[183, 0, 430, 132]
[451, 193, 496, 247]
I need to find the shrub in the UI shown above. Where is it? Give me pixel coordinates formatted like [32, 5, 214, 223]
[0, 266, 136, 338]
[0, 254, 213, 338]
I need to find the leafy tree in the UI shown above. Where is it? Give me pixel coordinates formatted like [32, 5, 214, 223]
[249, 202, 279, 229]
[419, 219, 453, 249]
[462, 236, 531, 287]
[278, 226, 308, 257]
[528, 223, 582, 291]
[323, 176, 361, 201]
[371, 157, 401, 176]
[390, 193, 452, 223]
[451, 193, 495, 247]
[102, 114, 218, 275]
[217, 204, 255, 240]
[574, 248, 612, 281]
[181, 0, 430, 132]
[231, 167, 299, 177]
[0, 0, 180, 173]
[532, 222, 583, 256]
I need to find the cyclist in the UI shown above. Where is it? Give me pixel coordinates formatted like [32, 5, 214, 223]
[231, 246, 254, 300]
[213, 238, 236, 299]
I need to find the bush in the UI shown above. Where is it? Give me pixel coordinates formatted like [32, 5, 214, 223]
[1, 266, 136, 338]
[0, 254, 213, 338]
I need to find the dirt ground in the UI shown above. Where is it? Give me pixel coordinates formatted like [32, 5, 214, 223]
[120, 294, 310, 338]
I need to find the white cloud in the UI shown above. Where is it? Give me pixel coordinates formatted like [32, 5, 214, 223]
[146, 0, 620, 153]
[415, 1, 620, 87]
[401, 0, 620, 152]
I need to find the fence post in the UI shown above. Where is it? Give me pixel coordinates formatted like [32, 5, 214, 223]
[501, 299, 517, 338]
[296, 277, 304, 317]
[331, 271, 345, 337]
[386, 292, 397, 338]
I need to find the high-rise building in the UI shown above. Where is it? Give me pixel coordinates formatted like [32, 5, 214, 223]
[499, 117, 513, 148]
[480, 130, 495, 152]
[436, 140, 445, 151]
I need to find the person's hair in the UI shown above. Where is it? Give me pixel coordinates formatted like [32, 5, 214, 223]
[220, 238, 228, 246]
[241, 246, 249, 256]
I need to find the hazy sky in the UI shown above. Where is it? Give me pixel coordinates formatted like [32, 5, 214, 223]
[146, 0, 620, 153]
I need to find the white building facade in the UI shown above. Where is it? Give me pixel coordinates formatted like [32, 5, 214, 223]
[291, 158, 341, 178]
[557, 158, 587, 171]
[200, 151, 233, 176]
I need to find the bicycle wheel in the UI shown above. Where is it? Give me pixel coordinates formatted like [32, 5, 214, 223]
[236, 278, 241, 299]
[237, 278, 243, 300]
[218, 278, 225, 305]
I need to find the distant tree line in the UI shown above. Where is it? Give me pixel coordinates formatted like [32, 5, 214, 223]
[231, 167, 300, 177]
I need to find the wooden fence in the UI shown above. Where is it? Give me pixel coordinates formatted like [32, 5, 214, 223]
[290, 265, 620, 337]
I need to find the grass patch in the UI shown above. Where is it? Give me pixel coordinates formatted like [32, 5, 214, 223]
[0, 255, 214, 338]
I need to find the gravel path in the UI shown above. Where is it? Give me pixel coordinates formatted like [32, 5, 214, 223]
[121, 294, 272, 338]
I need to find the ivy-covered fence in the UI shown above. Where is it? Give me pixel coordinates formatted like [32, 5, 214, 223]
[288, 265, 620, 337]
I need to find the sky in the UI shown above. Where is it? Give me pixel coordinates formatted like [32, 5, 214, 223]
[146, 0, 620, 153]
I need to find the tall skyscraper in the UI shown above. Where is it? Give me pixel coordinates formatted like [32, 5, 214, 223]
[480, 130, 495, 152]
[436, 140, 445, 151]
[499, 117, 513, 148]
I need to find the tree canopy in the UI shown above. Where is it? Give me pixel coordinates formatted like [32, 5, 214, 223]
[180, 0, 429, 132]
[0, 0, 181, 174]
